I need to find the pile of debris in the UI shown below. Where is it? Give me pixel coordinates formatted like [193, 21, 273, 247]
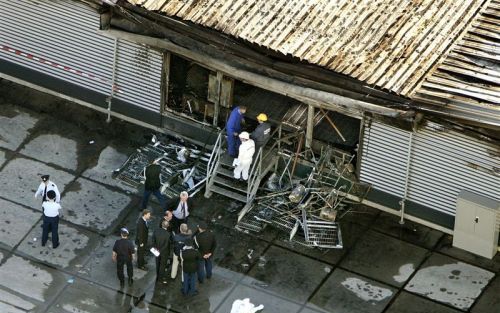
[237, 147, 370, 249]
[114, 135, 210, 198]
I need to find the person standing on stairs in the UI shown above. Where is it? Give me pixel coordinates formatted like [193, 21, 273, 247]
[251, 113, 271, 152]
[226, 105, 247, 158]
[233, 132, 255, 181]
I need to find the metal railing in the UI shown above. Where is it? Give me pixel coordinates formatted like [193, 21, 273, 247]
[205, 128, 225, 193]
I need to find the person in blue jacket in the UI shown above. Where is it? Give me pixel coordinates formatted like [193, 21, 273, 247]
[226, 105, 247, 157]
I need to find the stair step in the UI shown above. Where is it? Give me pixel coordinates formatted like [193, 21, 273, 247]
[216, 166, 234, 178]
[209, 185, 247, 202]
[213, 176, 248, 192]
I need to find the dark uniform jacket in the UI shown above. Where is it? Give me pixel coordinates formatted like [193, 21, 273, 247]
[172, 233, 191, 256]
[135, 217, 149, 246]
[251, 122, 271, 148]
[193, 230, 217, 256]
[145, 164, 161, 191]
[152, 227, 171, 255]
[180, 246, 201, 273]
[113, 238, 135, 261]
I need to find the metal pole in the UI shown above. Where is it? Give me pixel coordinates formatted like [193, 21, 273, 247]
[107, 38, 119, 123]
[399, 132, 414, 225]
[306, 104, 314, 149]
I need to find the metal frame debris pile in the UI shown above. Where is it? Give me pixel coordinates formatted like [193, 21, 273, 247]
[237, 146, 371, 249]
[114, 135, 211, 198]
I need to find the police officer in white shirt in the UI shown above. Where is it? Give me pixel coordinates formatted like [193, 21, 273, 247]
[41, 190, 62, 248]
[35, 175, 61, 203]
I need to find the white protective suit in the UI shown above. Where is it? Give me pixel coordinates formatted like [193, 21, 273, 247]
[230, 298, 264, 313]
[233, 139, 255, 180]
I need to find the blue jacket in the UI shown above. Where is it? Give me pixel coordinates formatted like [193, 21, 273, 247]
[227, 106, 244, 134]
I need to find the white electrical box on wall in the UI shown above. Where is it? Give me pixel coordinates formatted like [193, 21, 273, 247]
[453, 190, 500, 259]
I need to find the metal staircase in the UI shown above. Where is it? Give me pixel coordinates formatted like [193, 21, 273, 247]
[204, 127, 281, 203]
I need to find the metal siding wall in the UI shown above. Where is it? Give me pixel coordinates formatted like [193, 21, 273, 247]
[359, 121, 411, 198]
[114, 40, 163, 112]
[360, 121, 500, 218]
[0, 0, 115, 94]
[408, 125, 500, 216]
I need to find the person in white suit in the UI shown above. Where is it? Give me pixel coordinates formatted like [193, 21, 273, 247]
[230, 298, 264, 313]
[233, 132, 255, 181]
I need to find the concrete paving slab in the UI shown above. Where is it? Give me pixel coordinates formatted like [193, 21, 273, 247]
[435, 235, 500, 273]
[470, 275, 500, 313]
[0, 198, 40, 248]
[372, 212, 444, 249]
[242, 245, 332, 303]
[51, 279, 133, 313]
[215, 284, 302, 313]
[0, 109, 38, 151]
[405, 253, 494, 310]
[273, 221, 367, 266]
[0, 157, 75, 210]
[20, 134, 78, 171]
[299, 308, 328, 313]
[17, 220, 99, 270]
[62, 177, 133, 233]
[385, 291, 462, 313]
[309, 268, 397, 313]
[145, 274, 236, 312]
[0, 255, 68, 306]
[0, 149, 6, 168]
[82, 146, 136, 192]
[78, 237, 154, 297]
[210, 223, 271, 278]
[340, 230, 428, 287]
[0, 288, 37, 312]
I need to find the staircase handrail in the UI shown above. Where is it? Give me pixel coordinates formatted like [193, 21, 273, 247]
[206, 128, 225, 186]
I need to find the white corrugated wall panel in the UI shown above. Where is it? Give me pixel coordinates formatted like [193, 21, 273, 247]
[407, 125, 500, 216]
[114, 39, 163, 112]
[0, 0, 115, 94]
[359, 121, 411, 198]
[360, 120, 500, 219]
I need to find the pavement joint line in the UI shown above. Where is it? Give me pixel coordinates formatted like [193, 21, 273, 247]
[0, 285, 42, 312]
[211, 240, 275, 313]
[380, 229, 462, 313]
[468, 272, 498, 313]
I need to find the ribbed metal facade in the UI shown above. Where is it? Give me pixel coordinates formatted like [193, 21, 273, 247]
[360, 121, 500, 217]
[114, 39, 163, 112]
[0, 0, 115, 95]
[0, 0, 163, 113]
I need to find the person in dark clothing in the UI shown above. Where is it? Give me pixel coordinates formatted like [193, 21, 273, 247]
[135, 209, 151, 270]
[193, 221, 217, 283]
[152, 220, 171, 284]
[112, 228, 135, 288]
[141, 158, 166, 210]
[171, 223, 192, 280]
[166, 191, 194, 233]
[226, 105, 246, 157]
[251, 113, 271, 152]
[180, 238, 201, 296]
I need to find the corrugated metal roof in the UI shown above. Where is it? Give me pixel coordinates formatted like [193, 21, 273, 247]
[412, 0, 500, 112]
[127, 0, 483, 97]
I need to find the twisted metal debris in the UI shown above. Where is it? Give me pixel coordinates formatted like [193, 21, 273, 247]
[114, 135, 210, 198]
[237, 146, 370, 249]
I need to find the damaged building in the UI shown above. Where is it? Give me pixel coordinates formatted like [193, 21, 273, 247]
[0, 0, 499, 254]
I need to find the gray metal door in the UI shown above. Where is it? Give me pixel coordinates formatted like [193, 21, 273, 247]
[0, 0, 115, 94]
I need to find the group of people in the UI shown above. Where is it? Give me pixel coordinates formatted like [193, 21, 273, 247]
[226, 106, 271, 181]
[113, 157, 217, 296]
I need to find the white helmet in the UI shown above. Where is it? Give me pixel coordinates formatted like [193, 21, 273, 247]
[239, 131, 250, 140]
